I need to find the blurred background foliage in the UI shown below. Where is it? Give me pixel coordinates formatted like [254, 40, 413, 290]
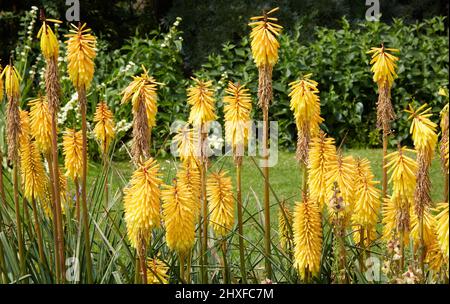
[0, 1, 448, 159]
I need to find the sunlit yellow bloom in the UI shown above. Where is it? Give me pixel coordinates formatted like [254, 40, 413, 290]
[20, 137, 47, 202]
[434, 203, 449, 259]
[93, 102, 115, 153]
[367, 46, 399, 88]
[440, 104, 449, 170]
[173, 124, 200, 162]
[352, 158, 380, 229]
[207, 170, 234, 237]
[405, 103, 438, 159]
[123, 158, 162, 248]
[146, 258, 169, 284]
[248, 7, 283, 67]
[176, 160, 201, 219]
[410, 206, 436, 250]
[385, 147, 417, 198]
[438, 87, 449, 98]
[18, 110, 31, 147]
[37, 19, 62, 59]
[121, 67, 159, 129]
[223, 82, 252, 151]
[187, 78, 217, 126]
[307, 132, 338, 210]
[0, 64, 21, 99]
[65, 23, 96, 89]
[162, 180, 196, 254]
[29, 96, 52, 154]
[62, 128, 83, 180]
[289, 74, 323, 136]
[293, 197, 322, 279]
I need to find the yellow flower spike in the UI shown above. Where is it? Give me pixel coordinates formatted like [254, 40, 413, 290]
[293, 196, 322, 280]
[405, 103, 438, 159]
[176, 160, 201, 220]
[326, 154, 357, 223]
[434, 203, 449, 259]
[410, 205, 436, 250]
[223, 81, 252, 151]
[20, 138, 47, 202]
[65, 23, 96, 89]
[288, 74, 323, 136]
[121, 67, 159, 129]
[440, 104, 449, 171]
[367, 45, 399, 88]
[248, 7, 283, 67]
[206, 170, 234, 237]
[123, 158, 162, 249]
[385, 147, 418, 198]
[162, 179, 196, 255]
[37, 19, 62, 60]
[62, 128, 83, 181]
[187, 78, 217, 126]
[146, 258, 169, 284]
[307, 131, 338, 210]
[93, 102, 115, 153]
[352, 158, 381, 229]
[29, 96, 52, 154]
[18, 110, 31, 147]
[0, 64, 21, 99]
[438, 87, 449, 98]
[173, 124, 200, 163]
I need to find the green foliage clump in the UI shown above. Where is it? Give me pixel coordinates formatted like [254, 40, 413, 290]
[195, 17, 449, 148]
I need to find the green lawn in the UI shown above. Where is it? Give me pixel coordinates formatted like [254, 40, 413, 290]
[88, 148, 446, 226]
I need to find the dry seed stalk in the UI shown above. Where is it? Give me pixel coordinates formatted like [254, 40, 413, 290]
[132, 95, 150, 164]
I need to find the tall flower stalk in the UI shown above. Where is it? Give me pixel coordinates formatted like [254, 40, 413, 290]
[405, 103, 438, 273]
[1, 64, 25, 277]
[19, 110, 46, 265]
[249, 7, 282, 279]
[206, 170, 235, 283]
[439, 100, 449, 202]
[187, 78, 216, 283]
[0, 65, 6, 208]
[367, 45, 399, 200]
[223, 81, 252, 283]
[121, 67, 159, 164]
[93, 101, 115, 207]
[123, 158, 162, 283]
[383, 146, 417, 269]
[38, 15, 66, 282]
[65, 23, 97, 283]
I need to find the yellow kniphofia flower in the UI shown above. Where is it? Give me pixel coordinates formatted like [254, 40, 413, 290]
[405, 103, 438, 158]
[385, 147, 417, 198]
[352, 158, 380, 229]
[288, 74, 323, 136]
[123, 158, 162, 249]
[207, 170, 234, 237]
[293, 197, 322, 280]
[93, 102, 115, 153]
[367, 46, 399, 88]
[121, 67, 159, 128]
[18, 110, 31, 147]
[434, 203, 449, 259]
[37, 19, 62, 59]
[173, 124, 200, 162]
[307, 132, 338, 210]
[146, 258, 169, 284]
[440, 104, 449, 170]
[0, 64, 21, 99]
[410, 205, 437, 250]
[187, 78, 217, 126]
[176, 160, 201, 220]
[162, 180, 196, 255]
[65, 23, 96, 89]
[62, 128, 83, 181]
[29, 96, 52, 154]
[249, 7, 283, 67]
[223, 81, 252, 150]
[20, 138, 47, 202]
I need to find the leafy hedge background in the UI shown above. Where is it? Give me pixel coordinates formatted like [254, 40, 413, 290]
[1, 7, 449, 160]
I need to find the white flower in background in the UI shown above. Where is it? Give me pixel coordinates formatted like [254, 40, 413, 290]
[208, 134, 224, 151]
[114, 119, 132, 134]
[58, 92, 79, 125]
[31, 6, 38, 11]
